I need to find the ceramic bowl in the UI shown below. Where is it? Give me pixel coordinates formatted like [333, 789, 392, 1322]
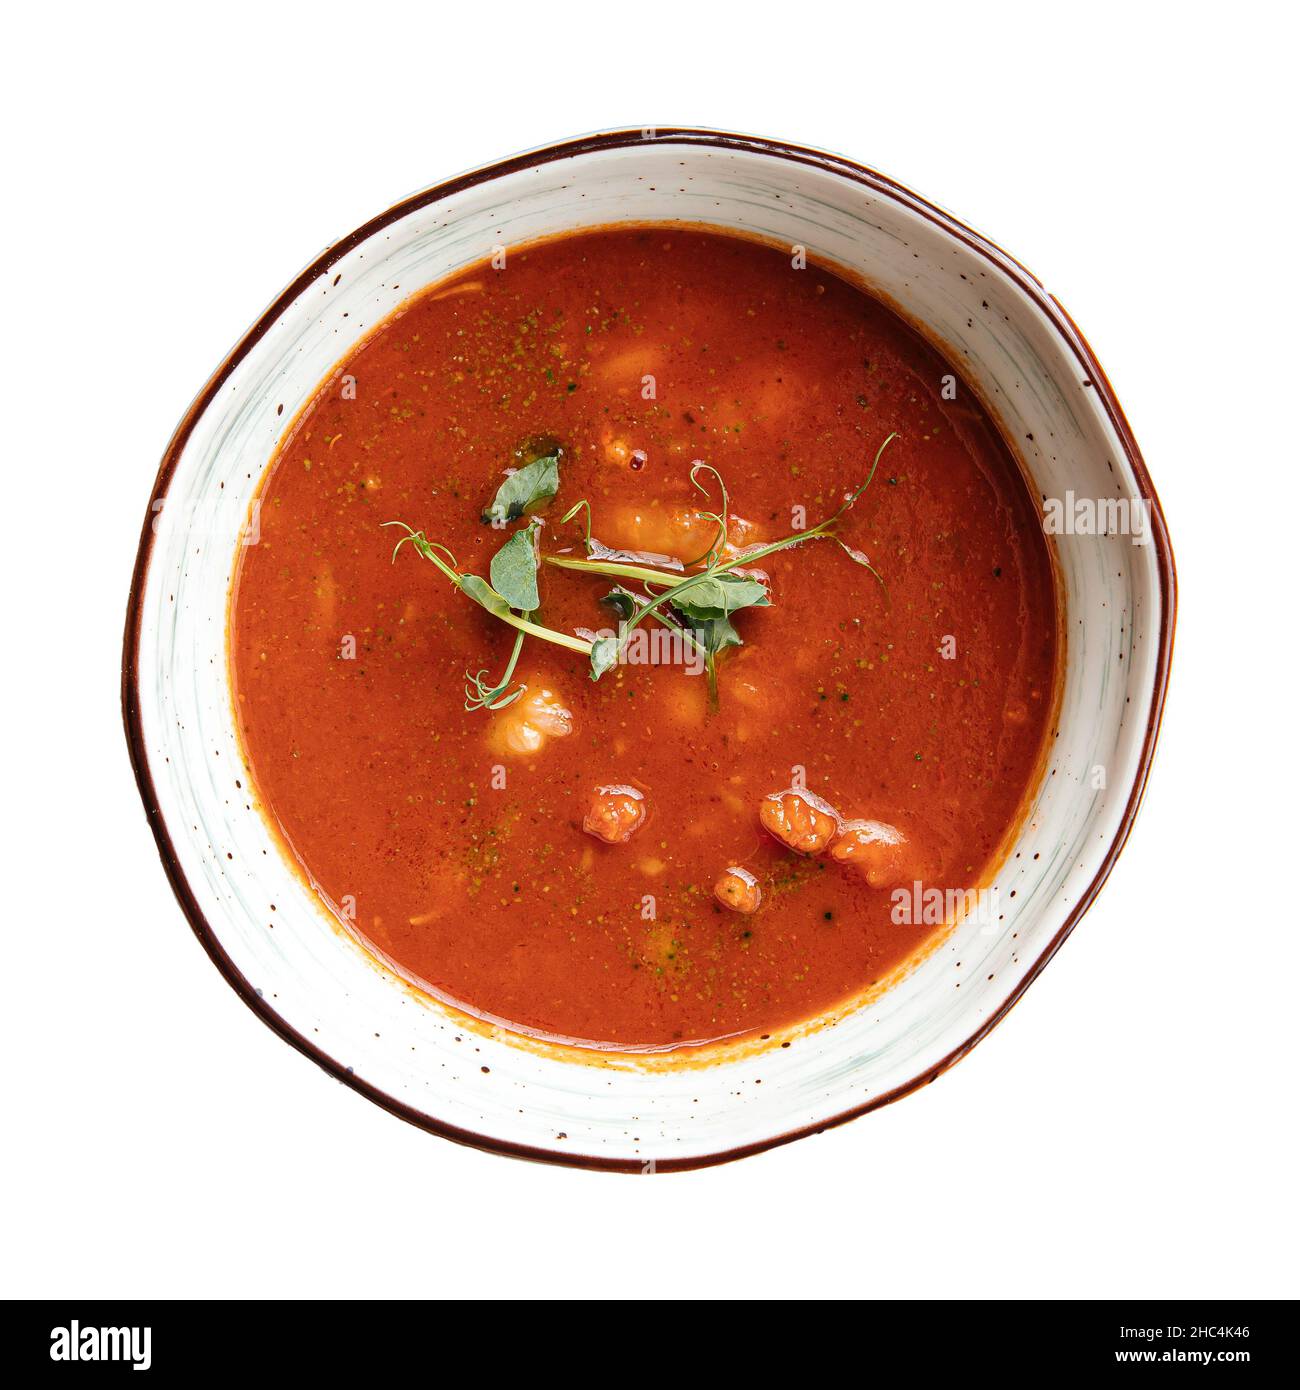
[123, 128, 1175, 1170]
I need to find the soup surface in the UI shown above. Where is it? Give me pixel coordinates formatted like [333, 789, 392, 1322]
[230, 227, 1057, 1050]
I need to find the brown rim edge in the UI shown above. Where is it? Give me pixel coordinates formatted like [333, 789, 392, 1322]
[121, 126, 1178, 1174]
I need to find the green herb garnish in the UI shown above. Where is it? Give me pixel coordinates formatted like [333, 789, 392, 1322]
[553, 437, 894, 693]
[488, 520, 542, 612]
[390, 432, 895, 711]
[464, 629, 528, 711]
[668, 573, 770, 623]
[481, 453, 560, 526]
[385, 522, 591, 712]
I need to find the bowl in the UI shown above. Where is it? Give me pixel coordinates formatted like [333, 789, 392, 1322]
[123, 128, 1175, 1170]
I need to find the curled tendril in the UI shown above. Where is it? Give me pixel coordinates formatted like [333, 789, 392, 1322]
[464, 669, 526, 712]
[559, 498, 593, 545]
[382, 520, 461, 580]
[685, 461, 731, 567]
[463, 627, 529, 712]
[830, 431, 897, 522]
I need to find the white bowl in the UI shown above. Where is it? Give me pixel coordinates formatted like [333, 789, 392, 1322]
[123, 128, 1175, 1170]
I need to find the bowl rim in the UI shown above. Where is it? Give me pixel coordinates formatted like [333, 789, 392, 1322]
[121, 125, 1178, 1172]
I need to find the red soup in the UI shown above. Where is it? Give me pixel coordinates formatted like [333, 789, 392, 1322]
[230, 227, 1058, 1050]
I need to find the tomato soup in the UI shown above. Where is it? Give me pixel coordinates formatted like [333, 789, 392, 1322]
[230, 227, 1058, 1050]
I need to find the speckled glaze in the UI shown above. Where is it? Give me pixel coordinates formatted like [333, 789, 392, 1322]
[123, 129, 1175, 1170]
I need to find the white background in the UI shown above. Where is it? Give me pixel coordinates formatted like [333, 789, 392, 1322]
[4, 2, 1296, 1301]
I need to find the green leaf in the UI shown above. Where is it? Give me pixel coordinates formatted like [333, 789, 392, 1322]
[687, 611, 745, 657]
[489, 525, 540, 611]
[599, 586, 640, 624]
[589, 636, 620, 681]
[481, 454, 560, 525]
[458, 574, 512, 619]
[669, 573, 769, 622]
